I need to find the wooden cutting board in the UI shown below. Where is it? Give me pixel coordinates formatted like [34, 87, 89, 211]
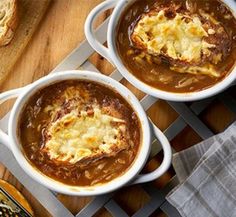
[0, 0, 51, 86]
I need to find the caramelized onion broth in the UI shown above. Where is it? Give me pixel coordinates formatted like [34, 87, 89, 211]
[18, 80, 141, 186]
[116, 0, 236, 92]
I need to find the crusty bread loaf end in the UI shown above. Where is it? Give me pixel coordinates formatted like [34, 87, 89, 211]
[0, 0, 18, 46]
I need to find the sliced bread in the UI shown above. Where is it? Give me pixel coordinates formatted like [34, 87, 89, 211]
[0, 0, 18, 46]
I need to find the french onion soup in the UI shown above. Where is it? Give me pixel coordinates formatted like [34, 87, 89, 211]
[18, 80, 141, 186]
[116, 0, 236, 92]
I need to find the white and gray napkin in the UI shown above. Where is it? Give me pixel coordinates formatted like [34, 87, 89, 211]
[166, 122, 236, 217]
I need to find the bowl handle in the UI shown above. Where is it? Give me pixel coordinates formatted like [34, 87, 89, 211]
[132, 121, 172, 184]
[0, 88, 23, 150]
[85, 0, 118, 64]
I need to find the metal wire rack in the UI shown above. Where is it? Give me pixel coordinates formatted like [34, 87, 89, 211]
[1, 17, 236, 217]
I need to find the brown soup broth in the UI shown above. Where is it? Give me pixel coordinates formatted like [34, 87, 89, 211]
[116, 0, 236, 93]
[18, 80, 141, 186]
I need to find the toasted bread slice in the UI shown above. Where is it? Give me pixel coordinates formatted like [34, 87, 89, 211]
[131, 2, 230, 76]
[43, 108, 128, 165]
[0, 0, 18, 46]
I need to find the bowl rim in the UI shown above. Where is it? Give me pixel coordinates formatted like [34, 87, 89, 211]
[8, 70, 151, 196]
[107, 0, 236, 102]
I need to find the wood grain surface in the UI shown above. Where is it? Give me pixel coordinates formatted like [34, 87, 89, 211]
[0, 1, 235, 217]
[0, 0, 51, 85]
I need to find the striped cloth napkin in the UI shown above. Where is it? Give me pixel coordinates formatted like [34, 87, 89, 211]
[166, 122, 236, 217]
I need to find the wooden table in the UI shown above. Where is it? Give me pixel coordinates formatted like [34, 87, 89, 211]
[0, 0, 235, 216]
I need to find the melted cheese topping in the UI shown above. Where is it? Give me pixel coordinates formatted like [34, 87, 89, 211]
[43, 107, 127, 164]
[171, 64, 220, 77]
[132, 10, 215, 64]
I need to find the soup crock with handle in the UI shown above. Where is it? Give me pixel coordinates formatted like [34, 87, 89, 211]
[0, 70, 172, 196]
[85, 0, 236, 102]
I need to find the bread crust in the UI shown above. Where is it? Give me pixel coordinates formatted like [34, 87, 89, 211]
[0, 0, 18, 46]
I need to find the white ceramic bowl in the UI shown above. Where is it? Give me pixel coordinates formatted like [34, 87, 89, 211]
[0, 70, 172, 196]
[85, 0, 236, 102]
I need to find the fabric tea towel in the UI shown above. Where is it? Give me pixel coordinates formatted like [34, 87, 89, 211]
[166, 122, 236, 217]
